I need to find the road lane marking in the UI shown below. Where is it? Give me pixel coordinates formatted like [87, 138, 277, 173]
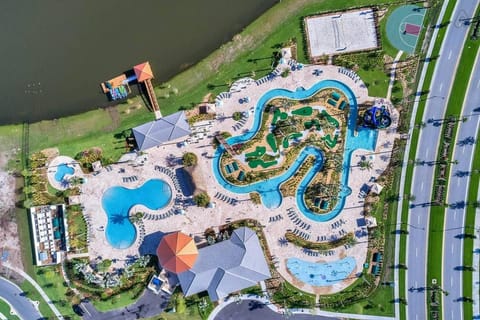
[462, 146, 465, 154]
[425, 148, 429, 158]
[416, 248, 418, 257]
[457, 179, 461, 187]
[439, 83, 444, 91]
[451, 276, 453, 286]
[477, 79, 480, 88]
[454, 211, 457, 220]
[420, 182, 424, 191]
[448, 50, 453, 60]
[452, 244, 454, 253]
[418, 215, 420, 224]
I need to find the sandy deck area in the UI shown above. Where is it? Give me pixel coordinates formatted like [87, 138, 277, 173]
[78, 62, 398, 294]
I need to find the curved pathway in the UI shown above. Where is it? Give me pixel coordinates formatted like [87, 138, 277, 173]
[0, 276, 43, 320]
[2, 263, 63, 319]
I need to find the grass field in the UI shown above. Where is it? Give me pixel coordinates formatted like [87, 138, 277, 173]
[34, 266, 82, 319]
[463, 128, 480, 320]
[0, 298, 21, 320]
[19, 280, 56, 319]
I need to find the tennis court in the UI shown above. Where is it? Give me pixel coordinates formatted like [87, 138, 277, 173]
[386, 5, 426, 54]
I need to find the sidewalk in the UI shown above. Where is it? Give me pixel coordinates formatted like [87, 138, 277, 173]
[473, 191, 480, 318]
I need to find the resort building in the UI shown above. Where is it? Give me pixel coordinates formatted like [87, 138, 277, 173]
[30, 204, 70, 266]
[175, 227, 271, 301]
[132, 111, 192, 151]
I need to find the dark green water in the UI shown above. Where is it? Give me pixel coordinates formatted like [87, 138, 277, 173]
[0, 0, 277, 125]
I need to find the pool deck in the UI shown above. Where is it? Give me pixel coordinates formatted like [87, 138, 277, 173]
[46, 155, 83, 190]
[77, 62, 399, 295]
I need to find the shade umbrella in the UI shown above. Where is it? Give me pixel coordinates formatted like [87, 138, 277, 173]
[156, 232, 198, 274]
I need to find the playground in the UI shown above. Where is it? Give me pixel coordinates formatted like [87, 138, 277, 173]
[385, 5, 426, 54]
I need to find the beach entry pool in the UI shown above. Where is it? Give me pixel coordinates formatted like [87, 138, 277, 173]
[102, 179, 172, 249]
[287, 256, 356, 286]
[212, 79, 377, 222]
[55, 163, 74, 182]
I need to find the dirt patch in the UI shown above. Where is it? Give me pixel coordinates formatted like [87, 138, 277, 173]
[0, 152, 23, 270]
[103, 106, 121, 132]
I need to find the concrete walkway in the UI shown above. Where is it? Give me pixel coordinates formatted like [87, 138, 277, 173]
[386, 50, 403, 100]
[3, 262, 64, 319]
[473, 189, 480, 318]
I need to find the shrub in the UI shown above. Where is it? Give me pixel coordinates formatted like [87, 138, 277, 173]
[193, 192, 210, 208]
[232, 111, 242, 121]
[182, 152, 198, 167]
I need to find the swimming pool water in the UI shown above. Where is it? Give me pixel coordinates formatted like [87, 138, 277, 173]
[287, 256, 356, 286]
[102, 179, 172, 249]
[212, 79, 377, 222]
[55, 163, 74, 182]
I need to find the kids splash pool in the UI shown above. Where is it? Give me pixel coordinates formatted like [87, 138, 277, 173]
[102, 179, 172, 249]
[54, 163, 74, 182]
[287, 256, 356, 286]
[212, 79, 377, 222]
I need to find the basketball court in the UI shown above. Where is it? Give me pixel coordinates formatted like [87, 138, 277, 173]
[386, 5, 426, 54]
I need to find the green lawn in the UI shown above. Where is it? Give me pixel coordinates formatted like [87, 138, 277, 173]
[0, 298, 21, 320]
[92, 286, 144, 312]
[19, 280, 56, 319]
[34, 266, 82, 319]
[463, 128, 480, 320]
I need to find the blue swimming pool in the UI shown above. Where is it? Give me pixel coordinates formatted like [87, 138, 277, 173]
[55, 163, 74, 182]
[102, 179, 172, 249]
[212, 79, 378, 222]
[287, 256, 356, 286]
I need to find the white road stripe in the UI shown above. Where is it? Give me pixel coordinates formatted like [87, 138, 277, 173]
[420, 182, 424, 191]
[448, 50, 453, 60]
[418, 215, 421, 224]
[439, 83, 444, 91]
[477, 79, 480, 88]
[416, 248, 418, 257]
[425, 148, 429, 158]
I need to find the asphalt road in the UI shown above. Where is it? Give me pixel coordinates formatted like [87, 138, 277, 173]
[406, 1, 479, 320]
[0, 276, 44, 320]
[80, 289, 169, 320]
[442, 47, 480, 319]
[213, 300, 338, 320]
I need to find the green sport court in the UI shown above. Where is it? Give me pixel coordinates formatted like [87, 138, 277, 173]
[386, 5, 426, 54]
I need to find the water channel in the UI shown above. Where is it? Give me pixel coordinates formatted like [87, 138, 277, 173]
[0, 0, 277, 125]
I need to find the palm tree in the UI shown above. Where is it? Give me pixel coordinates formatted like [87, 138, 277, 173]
[84, 272, 97, 284]
[74, 262, 87, 274]
[137, 255, 150, 268]
[359, 160, 373, 171]
[124, 267, 134, 279]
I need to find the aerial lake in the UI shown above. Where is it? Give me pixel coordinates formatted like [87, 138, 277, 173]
[0, 0, 277, 125]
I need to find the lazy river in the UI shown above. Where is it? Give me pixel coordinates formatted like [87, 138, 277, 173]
[212, 79, 377, 222]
